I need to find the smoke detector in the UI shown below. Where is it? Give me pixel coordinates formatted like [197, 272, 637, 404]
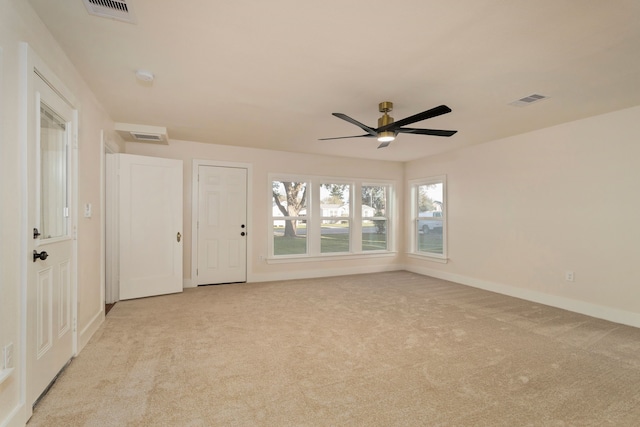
[135, 70, 154, 82]
[115, 123, 169, 144]
[82, 0, 136, 24]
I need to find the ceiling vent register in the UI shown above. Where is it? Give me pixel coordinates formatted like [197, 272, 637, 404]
[115, 123, 169, 145]
[82, 0, 136, 24]
[509, 93, 549, 107]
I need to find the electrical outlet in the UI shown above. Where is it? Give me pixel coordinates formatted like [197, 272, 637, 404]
[565, 271, 574, 282]
[4, 343, 14, 369]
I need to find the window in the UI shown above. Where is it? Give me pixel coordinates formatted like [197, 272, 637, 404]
[411, 176, 446, 259]
[270, 175, 394, 259]
[272, 180, 308, 256]
[362, 185, 388, 251]
[320, 183, 351, 253]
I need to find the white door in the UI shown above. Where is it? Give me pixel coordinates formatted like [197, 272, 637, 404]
[27, 73, 76, 408]
[196, 166, 247, 285]
[117, 154, 183, 300]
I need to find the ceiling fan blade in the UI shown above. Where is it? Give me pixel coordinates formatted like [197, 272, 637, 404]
[396, 128, 458, 137]
[318, 134, 374, 141]
[377, 105, 452, 132]
[332, 113, 378, 136]
[377, 140, 393, 149]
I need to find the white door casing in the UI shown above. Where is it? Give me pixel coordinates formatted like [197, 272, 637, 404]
[117, 154, 183, 300]
[196, 165, 247, 285]
[25, 55, 77, 410]
[104, 151, 118, 304]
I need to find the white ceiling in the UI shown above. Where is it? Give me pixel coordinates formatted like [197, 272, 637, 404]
[28, 0, 640, 162]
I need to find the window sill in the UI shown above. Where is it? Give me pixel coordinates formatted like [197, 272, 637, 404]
[267, 251, 397, 264]
[407, 253, 449, 264]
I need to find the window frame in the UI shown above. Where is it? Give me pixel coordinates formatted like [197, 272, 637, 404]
[361, 183, 390, 252]
[270, 176, 310, 258]
[268, 174, 396, 261]
[319, 180, 353, 255]
[408, 175, 448, 262]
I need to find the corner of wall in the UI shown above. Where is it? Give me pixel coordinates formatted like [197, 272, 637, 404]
[78, 310, 104, 353]
[0, 403, 26, 427]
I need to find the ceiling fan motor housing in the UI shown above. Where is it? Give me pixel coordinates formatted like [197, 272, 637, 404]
[378, 101, 394, 130]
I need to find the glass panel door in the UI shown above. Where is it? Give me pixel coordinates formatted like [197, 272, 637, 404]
[39, 102, 69, 239]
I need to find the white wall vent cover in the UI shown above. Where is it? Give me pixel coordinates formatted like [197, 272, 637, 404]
[82, 0, 136, 24]
[509, 93, 550, 107]
[115, 123, 169, 144]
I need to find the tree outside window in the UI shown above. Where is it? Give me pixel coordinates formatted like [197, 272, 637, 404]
[272, 181, 307, 255]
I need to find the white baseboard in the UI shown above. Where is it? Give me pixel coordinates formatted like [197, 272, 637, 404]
[248, 264, 402, 284]
[78, 309, 105, 353]
[1, 403, 26, 427]
[404, 265, 640, 329]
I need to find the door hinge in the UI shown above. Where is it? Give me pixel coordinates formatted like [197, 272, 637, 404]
[73, 318, 77, 332]
[64, 207, 69, 217]
[73, 132, 78, 149]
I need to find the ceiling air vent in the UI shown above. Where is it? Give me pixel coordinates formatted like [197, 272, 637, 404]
[130, 132, 163, 142]
[82, 0, 136, 24]
[509, 93, 549, 107]
[115, 123, 169, 144]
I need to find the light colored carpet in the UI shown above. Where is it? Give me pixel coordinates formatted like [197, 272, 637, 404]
[28, 271, 640, 426]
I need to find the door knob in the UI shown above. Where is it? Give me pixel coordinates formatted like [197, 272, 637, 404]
[240, 232, 246, 236]
[33, 250, 48, 262]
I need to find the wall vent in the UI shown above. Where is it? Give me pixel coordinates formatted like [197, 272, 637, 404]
[115, 123, 168, 144]
[130, 132, 163, 142]
[82, 0, 136, 24]
[509, 93, 549, 107]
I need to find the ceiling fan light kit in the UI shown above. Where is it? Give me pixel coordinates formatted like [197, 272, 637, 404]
[377, 102, 396, 143]
[320, 101, 457, 149]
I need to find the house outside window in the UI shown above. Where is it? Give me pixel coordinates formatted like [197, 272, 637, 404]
[320, 183, 351, 253]
[410, 176, 447, 260]
[362, 184, 389, 251]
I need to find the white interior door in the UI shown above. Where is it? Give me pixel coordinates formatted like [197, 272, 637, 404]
[27, 73, 76, 408]
[117, 154, 183, 300]
[196, 166, 247, 285]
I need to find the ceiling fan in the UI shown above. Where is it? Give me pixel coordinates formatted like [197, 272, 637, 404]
[319, 102, 457, 148]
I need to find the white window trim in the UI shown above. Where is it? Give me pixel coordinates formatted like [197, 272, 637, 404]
[408, 175, 448, 262]
[269, 174, 310, 258]
[269, 174, 395, 260]
[361, 182, 392, 253]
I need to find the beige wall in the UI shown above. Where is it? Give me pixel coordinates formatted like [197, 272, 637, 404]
[125, 140, 405, 283]
[2, 1, 640, 425]
[404, 105, 640, 326]
[0, 1, 121, 424]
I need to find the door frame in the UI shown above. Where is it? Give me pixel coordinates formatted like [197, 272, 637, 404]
[190, 159, 252, 287]
[102, 132, 119, 305]
[20, 42, 79, 414]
